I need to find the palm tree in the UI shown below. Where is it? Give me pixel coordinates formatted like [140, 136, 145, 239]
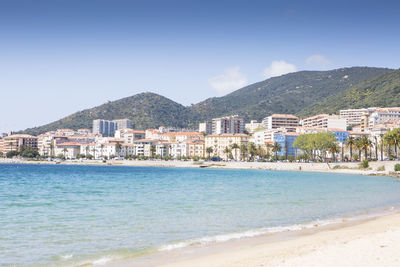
[223, 146, 231, 161]
[115, 142, 122, 157]
[85, 146, 90, 158]
[384, 133, 394, 159]
[380, 134, 384, 161]
[62, 148, 68, 159]
[230, 143, 239, 160]
[360, 136, 370, 160]
[328, 144, 339, 162]
[49, 143, 54, 158]
[240, 144, 247, 161]
[271, 142, 282, 161]
[206, 147, 213, 160]
[346, 136, 355, 161]
[100, 144, 104, 159]
[374, 136, 378, 160]
[354, 138, 362, 161]
[248, 142, 257, 161]
[150, 144, 156, 158]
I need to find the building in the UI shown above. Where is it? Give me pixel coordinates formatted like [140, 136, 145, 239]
[114, 129, 146, 143]
[55, 142, 81, 159]
[2, 134, 38, 154]
[274, 133, 300, 158]
[205, 134, 249, 160]
[199, 121, 213, 135]
[301, 114, 347, 130]
[212, 115, 244, 135]
[160, 131, 203, 142]
[262, 114, 299, 132]
[112, 119, 132, 130]
[339, 108, 378, 126]
[245, 120, 262, 134]
[133, 139, 155, 157]
[186, 140, 205, 158]
[92, 119, 117, 137]
[368, 108, 400, 129]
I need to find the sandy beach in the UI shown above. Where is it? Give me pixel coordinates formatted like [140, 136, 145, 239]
[107, 211, 400, 267]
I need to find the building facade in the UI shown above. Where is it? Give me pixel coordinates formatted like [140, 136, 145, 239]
[199, 121, 213, 135]
[2, 134, 38, 154]
[262, 114, 299, 132]
[205, 134, 249, 159]
[301, 114, 347, 130]
[212, 115, 244, 135]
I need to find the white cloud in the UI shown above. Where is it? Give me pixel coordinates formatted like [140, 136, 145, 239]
[209, 66, 248, 95]
[306, 54, 331, 68]
[262, 60, 297, 79]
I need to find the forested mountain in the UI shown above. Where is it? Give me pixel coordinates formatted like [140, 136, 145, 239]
[23, 93, 198, 136]
[21, 67, 394, 135]
[189, 67, 391, 121]
[297, 69, 400, 117]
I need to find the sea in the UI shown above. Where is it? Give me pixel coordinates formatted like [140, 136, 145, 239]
[1, 163, 400, 266]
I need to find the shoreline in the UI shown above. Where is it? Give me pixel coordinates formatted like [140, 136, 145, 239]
[105, 208, 400, 267]
[1, 158, 399, 177]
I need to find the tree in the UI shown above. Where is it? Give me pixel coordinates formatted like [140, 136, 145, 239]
[49, 143, 54, 158]
[240, 144, 248, 161]
[354, 138, 362, 161]
[6, 150, 19, 158]
[374, 136, 378, 160]
[206, 147, 213, 160]
[115, 142, 122, 157]
[150, 144, 156, 158]
[346, 136, 355, 162]
[230, 143, 239, 160]
[360, 136, 370, 161]
[62, 148, 68, 159]
[223, 146, 231, 161]
[248, 142, 257, 161]
[271, 142, 282, 161]
[328, 143, 339, 162]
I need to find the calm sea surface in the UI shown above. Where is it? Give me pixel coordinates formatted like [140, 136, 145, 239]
[1, 163, 400, 266]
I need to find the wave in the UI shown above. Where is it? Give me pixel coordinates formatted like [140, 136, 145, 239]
[158, 206, 398, 252]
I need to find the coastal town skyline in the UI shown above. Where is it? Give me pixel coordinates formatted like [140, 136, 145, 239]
[1, 0, 400, 133]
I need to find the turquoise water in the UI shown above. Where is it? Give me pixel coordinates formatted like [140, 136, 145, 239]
[1, 164, 400, 266]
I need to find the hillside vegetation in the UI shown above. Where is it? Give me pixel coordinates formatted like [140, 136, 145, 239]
[298, 69, 400, 117]
[23, 93, 198, 135]
[189, 67, 391, 121]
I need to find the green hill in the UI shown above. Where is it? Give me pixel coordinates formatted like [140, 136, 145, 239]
[189, 67, 391, 122]
[23, 93, 198, 136]
[297, 69, 400, 117]
[21, 67, 393, 135]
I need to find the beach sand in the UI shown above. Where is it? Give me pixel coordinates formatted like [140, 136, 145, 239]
[109, 212, 400, 267]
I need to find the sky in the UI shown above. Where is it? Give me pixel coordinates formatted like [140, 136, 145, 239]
[1, 0, 400, 133]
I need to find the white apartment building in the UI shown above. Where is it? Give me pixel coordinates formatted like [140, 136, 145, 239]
[339, 107, 379, 126]
[114, 129, 146, 143]
[55, 142, 82, 159]
[368, 108, 400, 128]
[212, 115, 244, 135]
[199, 121, 213, 135]
[245, 120, 262, 134]
[262, 114, 299, 132]
[301, 114, 347, 130]
[160, 131, 203, 142]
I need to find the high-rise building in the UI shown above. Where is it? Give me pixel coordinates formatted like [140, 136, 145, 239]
[92, 119, 117, 137]
[212, 115, 244, 135]
[112, 119, 132, 130]
[199, 121, 213, 135]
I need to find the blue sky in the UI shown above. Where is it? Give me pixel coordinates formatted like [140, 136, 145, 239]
[1, 0, 399, 133]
